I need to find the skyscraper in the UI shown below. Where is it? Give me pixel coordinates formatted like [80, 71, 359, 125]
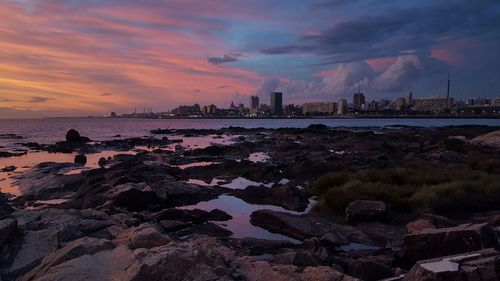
[353, 92, 366, 109]
[270, 92, 283, 115]
[249, 95, 259, 114]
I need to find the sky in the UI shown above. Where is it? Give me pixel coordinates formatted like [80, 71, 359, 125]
[0, 0, 500, 118]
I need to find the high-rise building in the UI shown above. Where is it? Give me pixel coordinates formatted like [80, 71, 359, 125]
[405, 91, 414, 106]
[337, 99, 348, 115]
[270, 92, 283, 115]
[249, 95, 259, 114]
[353, 92, 366, 109]
[414, 96, 453, 112]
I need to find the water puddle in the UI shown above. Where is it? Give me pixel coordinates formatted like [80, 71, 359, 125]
[221, 177, 273, 189]
[176, 161, 220, 170]
[179, 195, 317, 243]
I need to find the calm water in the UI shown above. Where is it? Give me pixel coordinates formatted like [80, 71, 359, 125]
[0, 117, 498, 144]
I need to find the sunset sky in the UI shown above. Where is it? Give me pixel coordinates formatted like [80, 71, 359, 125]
[1, 0, 499, 118]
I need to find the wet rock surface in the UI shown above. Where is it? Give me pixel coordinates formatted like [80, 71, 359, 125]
[1, 125, 500, 280]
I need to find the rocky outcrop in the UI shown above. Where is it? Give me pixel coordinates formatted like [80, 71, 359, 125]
[401, 223, 497, 263]
[232, 184, 310, 211]
[403, 248, 500, 281]
[250, 210, 373, 245]
[65, 129, 91, 143]
[345, 200, 387, 223]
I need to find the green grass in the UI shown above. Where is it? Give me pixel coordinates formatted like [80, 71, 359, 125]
[308, 153, 500, 215]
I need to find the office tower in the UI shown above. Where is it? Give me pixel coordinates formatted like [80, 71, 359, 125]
[249, 95, 259, 114]
[270, 92, 283, 115]
[353, 92, 366, 109]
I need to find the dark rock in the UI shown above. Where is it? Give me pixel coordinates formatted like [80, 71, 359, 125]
[208, 209, 233, 221]
[250, 210, 373, 245]
[403, 248, 500, 281]
[65, 129, 90, 142]
[232, 184, 310, 212]
[0, 218, 17, 249]
[347, 255, 395, 281]
[406, 219, 435, 234]
[114, 223, 171, 250]
[106, 183, 158, 211]
[0, 193, 14, 219]
[98, 157, 107, 168]
[401, 223, 497, 263]
[346, 200, 387, 224]
[1, 166, 16, 172]
[159, 220, 192, 232]
[74, 154, 87, 165]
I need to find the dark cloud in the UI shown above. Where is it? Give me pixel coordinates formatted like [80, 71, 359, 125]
[261, 1, 500, 64]
[312, 0, 360, 9]
[29, 96, 50, 103]
[207, 53, 241, 65]
[101, 92, 112, 96]
[217, 85, 231, 89]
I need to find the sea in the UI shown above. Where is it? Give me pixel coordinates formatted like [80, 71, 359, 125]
[0, 117, 498, 144]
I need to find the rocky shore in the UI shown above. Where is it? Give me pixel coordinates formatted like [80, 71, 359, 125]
[1, 124, 500, 281]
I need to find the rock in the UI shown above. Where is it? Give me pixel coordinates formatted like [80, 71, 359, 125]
[98, 157, 107, 168]
[0, 193, 13, 219]
[208, 209, 233, 221]
[232, 184, 310, 212]
[74, 154, 87, 165]
[345, 200, 387, 224]
[347, 255, 395, 281]
[1, 166, 16, 172]
[0, 218, 17, 249]
[21, 236, 237, 281]
[65, 129, 90, 142]
[21, 237, 115, 281]
[406, 219, 435, 234]
[106, 182, 158, 211]
[401, 223, 497, 263]
[159, 220, 192, 232]
[301, 266, 360, 281]
[250, 210, 373, 245]
[403, 248, 500, 281]
[273, 250, 320, 267]
[471, 129, 500, 149]
[115, 223, 171, 250]
[4, 208, 117, 278]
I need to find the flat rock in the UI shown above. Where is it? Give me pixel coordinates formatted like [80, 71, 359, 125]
[403, 248, 500, 281]
[250, 210, 373, 245]
[401, 223, 497, 263]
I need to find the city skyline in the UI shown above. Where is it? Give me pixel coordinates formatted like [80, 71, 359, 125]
[1, 0, 500, 118]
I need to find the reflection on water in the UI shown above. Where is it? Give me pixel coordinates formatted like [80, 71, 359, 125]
[221, 177, 273, 189]
[180, 195, 317, 243]
[0, 150, 134, 195]
[176, 161, 220, 169]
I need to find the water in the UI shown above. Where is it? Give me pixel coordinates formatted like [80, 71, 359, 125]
[0, 117, 498, 145]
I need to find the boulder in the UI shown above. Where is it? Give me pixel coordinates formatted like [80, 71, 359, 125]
[401, 223, 497, 263]
[250, 210, 373, 245]
[65, 129, 90, 143]
[74, 154, 87, 165]
[0, 218, 17, 248]
[346, 200, 387, 224]
[98, 157, 107, 168]
[471, 130, 500, 149]
[106, 183, 158, 211]
[403, 248, 500, 281]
